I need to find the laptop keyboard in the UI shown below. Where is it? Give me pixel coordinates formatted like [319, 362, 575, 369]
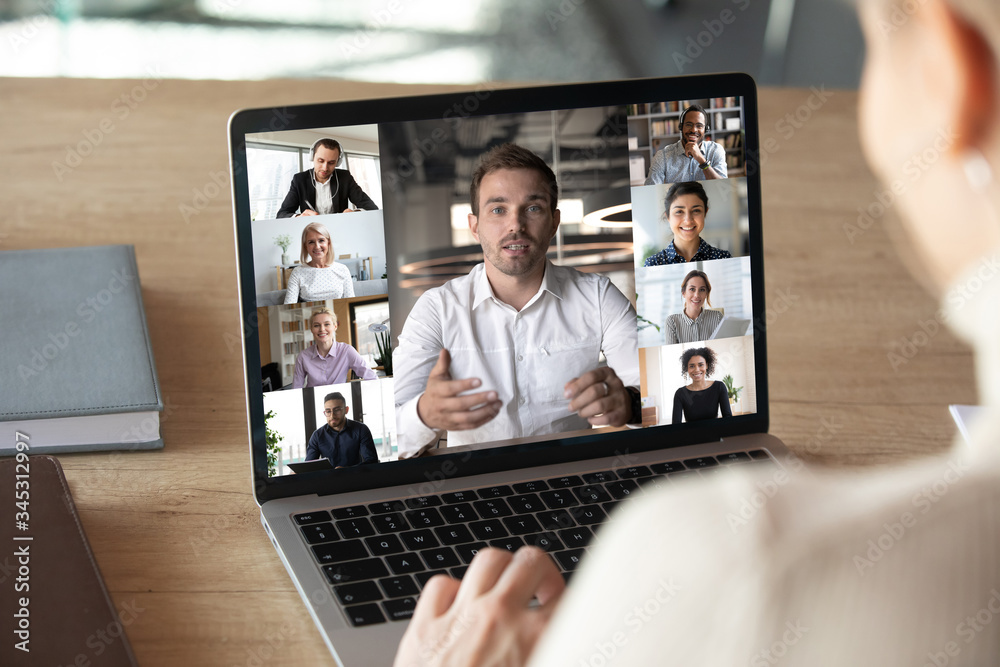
[293, 449, 772, 627]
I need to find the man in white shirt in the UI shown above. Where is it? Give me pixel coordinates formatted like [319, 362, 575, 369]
[394, 143, 641, 458]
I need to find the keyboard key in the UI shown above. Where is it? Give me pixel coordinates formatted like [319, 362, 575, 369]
[379, 575, 419, 598]
[385, 554, 425, 574]
[749, 449, 771, 460]
[337, 517, 376, 539]
[477, 485, 514, 498]
[602, 500, 621, 516]
[573, 485, 610, 504]
[537, 509, 575, 531]
[512, 480, 549, 493]
[525, 533, 564, 552]
[301, 522, 339, 545]
[508, 494, 545, 514]
[434, 524, 475, 546]
[415, 570, 449, 589]
[636, 474, 668, 489]
[570, 505, 606, 526]
[400, 529, 440, 551]
[368, 501, 405, 514]
[331, 505, 369, 520]
[582, 471, 618, 484]
[371, 513, 408, 533]
[503, 514, 542, 535]
[548, 475, 584, 488]
[441, 490, 477, 503]
[335, 580, 383, 605]
[559, 527, 593, 548]
[312, 540, 367, 565]
[470, 519, 508, 540]
[365, 534, 405, 556]
[383, 597, 417, 621]
[616, 465, 653, 478]
[554, 549, 585, 571]
[405, 508, 445, 529]
[717, 451, 751, 464]
[441, 503, 477, 524]
[683, 456, 719, 469]
[323, 558, 389, 585]
[474, 498, 513, 518]
[606, 479, 640, 500]
[294, 511, 331, 525]
[541, 489, 579, 509]
[489, 536, 525, 552]
[450, 566, 468, 579]
[405, 496, 443, 509]
[345, 603, 385, 627]
[421, 546, 460, 569]
[650, 461, 685, 474]
[456, 542, 488, 564]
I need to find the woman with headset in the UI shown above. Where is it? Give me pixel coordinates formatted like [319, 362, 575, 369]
[276, 137, 378, 217]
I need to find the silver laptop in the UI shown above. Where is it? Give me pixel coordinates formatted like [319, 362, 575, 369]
[229, 74, 788, 666]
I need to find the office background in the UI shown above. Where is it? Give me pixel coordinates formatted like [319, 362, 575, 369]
[1, 0, 864, 88]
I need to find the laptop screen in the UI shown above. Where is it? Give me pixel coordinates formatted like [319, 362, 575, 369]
[230, 76, 765, 496]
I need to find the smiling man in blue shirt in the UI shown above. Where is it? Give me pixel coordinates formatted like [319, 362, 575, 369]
[305, 392, 378, 467]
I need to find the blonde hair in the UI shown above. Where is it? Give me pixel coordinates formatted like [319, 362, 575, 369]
[309, 307, 337, 326]
[300, 222, 334, 266]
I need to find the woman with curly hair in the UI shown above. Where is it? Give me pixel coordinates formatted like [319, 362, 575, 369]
[671, 346, 732, 424]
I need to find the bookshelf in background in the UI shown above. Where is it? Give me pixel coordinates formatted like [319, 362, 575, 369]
[627, 97, 746, 184]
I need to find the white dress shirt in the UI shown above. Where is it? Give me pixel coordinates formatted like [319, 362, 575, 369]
[394, 261, 640, 458]
[530, 251, 1000, 666]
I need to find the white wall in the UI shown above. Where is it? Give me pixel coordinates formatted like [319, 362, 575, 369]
[251, 210, 387, 295]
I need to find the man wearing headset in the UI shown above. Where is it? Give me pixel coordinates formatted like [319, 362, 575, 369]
[644, 104, 728, 185]
[276, 138, 379, 217]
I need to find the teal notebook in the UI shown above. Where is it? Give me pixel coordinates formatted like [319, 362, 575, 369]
[0, 245, 163, 455]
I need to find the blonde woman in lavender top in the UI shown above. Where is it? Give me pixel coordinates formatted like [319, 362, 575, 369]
[292, 308, 376, 388]
[283, 222, 355, 304]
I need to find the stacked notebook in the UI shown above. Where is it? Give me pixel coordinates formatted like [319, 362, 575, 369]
[0, 245, 163, 455]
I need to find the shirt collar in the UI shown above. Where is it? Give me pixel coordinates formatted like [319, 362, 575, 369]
[666, 238, 710, 263]
[472, 260, 561, 311]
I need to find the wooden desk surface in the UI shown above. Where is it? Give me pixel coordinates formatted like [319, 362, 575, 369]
[0, 78, 975, 665]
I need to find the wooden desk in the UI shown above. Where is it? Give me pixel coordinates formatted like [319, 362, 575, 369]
[0, 79, 975, 666]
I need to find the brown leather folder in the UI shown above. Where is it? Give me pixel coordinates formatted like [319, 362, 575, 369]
[0, 455, 138, 666]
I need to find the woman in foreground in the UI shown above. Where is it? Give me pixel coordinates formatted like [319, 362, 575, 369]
[395, 1, 1000, 664]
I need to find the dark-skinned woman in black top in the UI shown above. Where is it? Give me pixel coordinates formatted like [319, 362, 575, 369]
[672, 346, 732, 423]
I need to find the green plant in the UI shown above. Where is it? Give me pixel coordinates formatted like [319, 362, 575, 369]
[637, 315, 661, 332]
[374, 329, 393, 376]
[722, 374, 743, 403]
[264, 409, 283, 477]
[274, 234, 292, 253]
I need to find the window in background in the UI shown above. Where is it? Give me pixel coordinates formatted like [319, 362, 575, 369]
[247, 143, 300, 221]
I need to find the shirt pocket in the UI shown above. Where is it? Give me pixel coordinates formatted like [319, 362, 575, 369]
[533, 336, 602, 403]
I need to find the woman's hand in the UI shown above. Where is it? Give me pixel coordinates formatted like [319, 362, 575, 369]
[394, 547, 565, 667]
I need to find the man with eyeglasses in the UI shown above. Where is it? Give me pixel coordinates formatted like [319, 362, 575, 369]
[305, 392, 378, 467]
[644, 104, 728, 184]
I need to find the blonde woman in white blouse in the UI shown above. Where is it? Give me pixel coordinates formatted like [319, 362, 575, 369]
[283, 221, 355, 304]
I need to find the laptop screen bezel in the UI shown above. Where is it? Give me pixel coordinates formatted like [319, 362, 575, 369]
[228, 73, 768, 506]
